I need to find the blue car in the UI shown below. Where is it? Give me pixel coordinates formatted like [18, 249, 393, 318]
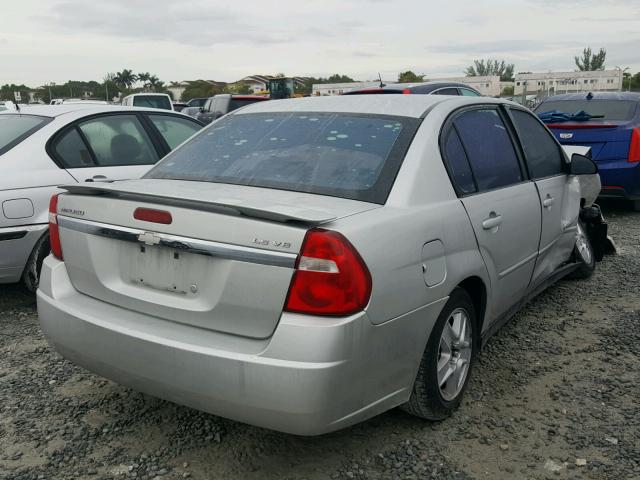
[536, 92, 640, 209]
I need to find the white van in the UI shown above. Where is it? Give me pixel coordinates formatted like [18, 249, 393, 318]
[121, 93, 173, 111]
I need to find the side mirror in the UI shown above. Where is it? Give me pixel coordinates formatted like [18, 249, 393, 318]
[199, 107, 205, 113]
[570, 153, 598, 175]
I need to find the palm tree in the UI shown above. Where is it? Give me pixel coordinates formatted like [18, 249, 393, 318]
[114, 69, 137, 90]
[137, 72, 151, 90]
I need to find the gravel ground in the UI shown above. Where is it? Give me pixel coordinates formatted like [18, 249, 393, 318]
[1, 203, 639, 480]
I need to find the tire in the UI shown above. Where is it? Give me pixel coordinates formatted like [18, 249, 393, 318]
[631, 200, 640, 212]
[21, 233, 50, 293]
[568, 220, 595, 280]
[402, 288, 476, 421]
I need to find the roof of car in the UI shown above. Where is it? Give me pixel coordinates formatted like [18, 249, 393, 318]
[235, 94, 500, 118]
[2, 104, 186, 118]
[542, 91, 640, 102]
[344, 81, 480, 94]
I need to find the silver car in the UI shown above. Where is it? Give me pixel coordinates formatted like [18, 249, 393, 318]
[37, 95, 605, 435]
[0, 105, 202, 291]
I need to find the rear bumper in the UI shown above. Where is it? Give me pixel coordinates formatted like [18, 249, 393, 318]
[597, 160, 640, 200]
[0, 224, 48, 284]
[37, 256, 445, 435]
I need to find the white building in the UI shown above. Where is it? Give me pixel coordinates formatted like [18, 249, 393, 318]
[514, 70, 623, 96]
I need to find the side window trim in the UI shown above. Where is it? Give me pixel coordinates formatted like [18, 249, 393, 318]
[73, 125, 100, 167]
[505, 106, 568, 179]
[138, 112, 173, 157]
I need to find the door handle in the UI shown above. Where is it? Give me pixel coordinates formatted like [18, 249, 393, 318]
[543, 195, 555, 208]
[482, 212, 503, 230]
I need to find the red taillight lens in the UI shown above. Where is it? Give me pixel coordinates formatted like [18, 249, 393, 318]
[49, 194, 63, 259]
[284, 229, 372, 316]
[402, 88, 411, 95]
[629, 128, 640, 163]
[133, 207, 172, 224]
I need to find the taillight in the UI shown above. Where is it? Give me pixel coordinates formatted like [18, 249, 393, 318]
[284, 229, 372, 316]
[134, 207, 172, 224]
[402, 88, 411, 95]
[629, 128, 640, 163]
[49, 194, 63, 259]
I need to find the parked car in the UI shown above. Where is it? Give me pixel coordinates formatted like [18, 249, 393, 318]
[38, 95, 605, 436]
[172, 102, 189, 112]
[186, 97, 208, 108]
[343, 81, 482, 96]
[196, 94, 269, 124]
[536, 92, 640, 210]
[0, 100, 17, 111]
[122, 93, 173, 111]
[0, 105, 203, 291]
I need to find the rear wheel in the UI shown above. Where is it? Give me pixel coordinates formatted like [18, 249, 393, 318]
[22, 233, 50, 293]
[568, 221, 595, 280]
[402, 288, 476, 420]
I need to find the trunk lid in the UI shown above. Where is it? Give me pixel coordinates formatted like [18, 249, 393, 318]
[56, 179, 380, 338]
[547, 121, 633, 163]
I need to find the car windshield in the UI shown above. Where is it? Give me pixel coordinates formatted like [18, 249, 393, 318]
[132, 95, 172, 110]
[0, 114, 51, 155]
[536, 100, 637, 121]
[146, 112, 419, 203]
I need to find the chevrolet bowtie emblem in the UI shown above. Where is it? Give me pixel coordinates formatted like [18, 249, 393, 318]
[138, 232, 161, 246]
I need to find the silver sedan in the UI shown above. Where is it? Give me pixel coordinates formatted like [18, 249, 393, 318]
[37, 95, 604, 435]
[0, 105, 202, 291]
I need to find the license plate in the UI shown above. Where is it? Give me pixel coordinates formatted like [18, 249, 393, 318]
[130, 244, 191, 294]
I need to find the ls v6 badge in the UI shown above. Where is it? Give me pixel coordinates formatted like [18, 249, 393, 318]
[253, 237, 292, 249]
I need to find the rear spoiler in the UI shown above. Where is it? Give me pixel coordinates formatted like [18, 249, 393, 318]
[60, 184, 337, 225]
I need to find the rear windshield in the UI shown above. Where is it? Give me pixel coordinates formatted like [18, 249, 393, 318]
[0, 114, 51, 155]
[132, 95, 172, 110]
[146, 112, 420, 203]
[536, 100, 638, 121]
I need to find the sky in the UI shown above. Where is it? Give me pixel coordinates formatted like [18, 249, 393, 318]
[1, 0, 639, 86]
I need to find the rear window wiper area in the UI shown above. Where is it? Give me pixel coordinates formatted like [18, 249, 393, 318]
[538, 110, 605, 124]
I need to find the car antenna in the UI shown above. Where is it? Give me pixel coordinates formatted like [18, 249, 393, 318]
[586, 92, 594, 100]
[378, 73, 386, 88]
[15, 102, 21, 114]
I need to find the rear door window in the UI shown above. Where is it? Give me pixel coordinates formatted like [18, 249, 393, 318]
[53, 128, 94, 167]
[433, 88, 460, 96]
[148, 114, 202, 149]
[0, 115, 51, 155]
[454, 108, 523, 191]
[78, 115, 159, 166]
[147, 112, 420, 203]
[460, 88, 480, 97]
[509, 109, 565, 179]
[442, 128, 476, 194]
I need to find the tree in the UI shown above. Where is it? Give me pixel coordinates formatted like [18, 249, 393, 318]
[500, 85, 514, 96]
[114, 69, 137, 89]
[180, 80, 225, 101]
[465, 59, 514, 81]
[0, 84, 31, 102]
[574, 47, 606, 71]
[398, 71, 425, 83]
[225, 82, 252, 95]
[137, 72, 151, 89]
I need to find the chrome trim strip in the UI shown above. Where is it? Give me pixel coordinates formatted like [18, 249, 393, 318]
[498, 251, 538, 279]
[57, 216, 297, 268]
